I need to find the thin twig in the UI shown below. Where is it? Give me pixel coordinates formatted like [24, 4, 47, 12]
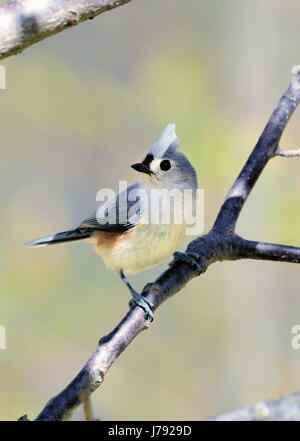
[83, 394, 96, 422]
[276, 147, 300, 157]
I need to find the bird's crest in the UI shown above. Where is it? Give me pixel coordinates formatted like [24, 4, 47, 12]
[149, 123, 179, 158]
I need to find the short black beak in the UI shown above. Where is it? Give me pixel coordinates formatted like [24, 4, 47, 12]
[131, 162, 152, 175]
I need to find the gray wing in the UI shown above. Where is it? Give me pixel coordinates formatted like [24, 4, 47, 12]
[78, 182, 142, 233]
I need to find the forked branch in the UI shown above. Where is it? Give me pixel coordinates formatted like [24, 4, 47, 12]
[34, 72, 300, 420]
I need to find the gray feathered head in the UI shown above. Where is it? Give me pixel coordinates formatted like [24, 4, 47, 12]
[131, 123, 197, 191]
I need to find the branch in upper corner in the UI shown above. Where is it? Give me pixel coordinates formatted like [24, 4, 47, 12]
[231, 235, 300, 264]
[207, 391, 300, 421]
[276, 147, 300, 157]
[0, 0, 132, 61]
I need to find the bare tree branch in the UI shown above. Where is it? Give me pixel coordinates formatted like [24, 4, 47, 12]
[208, 391, 300, 421]
[276, 147, 300, 157]
[34, 72, 300, 421]
[232, 235, 300, 264]
[0, 0, 132, 61]
[212, 73, 300, 233]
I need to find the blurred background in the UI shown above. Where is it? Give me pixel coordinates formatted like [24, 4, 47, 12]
[0, 0, 300, 421]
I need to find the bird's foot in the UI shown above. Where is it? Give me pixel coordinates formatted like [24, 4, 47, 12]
[171, 251, 204, 275]
[128, 291, 154, 321]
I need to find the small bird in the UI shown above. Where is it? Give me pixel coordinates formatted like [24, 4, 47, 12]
[26, 124, 198, 318]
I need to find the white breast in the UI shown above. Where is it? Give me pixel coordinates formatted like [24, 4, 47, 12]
[95, 183, 192, 274]
[121, 222, 185, 273]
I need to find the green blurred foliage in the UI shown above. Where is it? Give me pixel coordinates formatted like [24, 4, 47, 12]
[0, 0, 300, 421]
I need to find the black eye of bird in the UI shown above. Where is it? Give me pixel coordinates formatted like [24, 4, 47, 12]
[160, 159, 171, 171]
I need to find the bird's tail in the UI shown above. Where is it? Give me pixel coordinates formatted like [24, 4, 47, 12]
[25, 228, 92, 248]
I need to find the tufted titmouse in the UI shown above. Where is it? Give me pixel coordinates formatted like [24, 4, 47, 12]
[26, 124, 198, 318]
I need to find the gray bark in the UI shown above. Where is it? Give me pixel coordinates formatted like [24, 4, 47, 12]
[208, 392, 300, 421]
[0, 0, 132, 61]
